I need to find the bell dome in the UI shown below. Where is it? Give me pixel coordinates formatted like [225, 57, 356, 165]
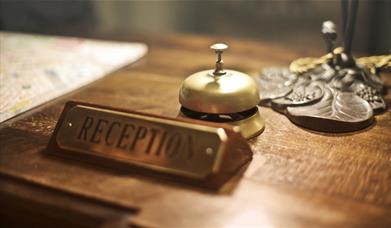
[179, 69, 260, 113]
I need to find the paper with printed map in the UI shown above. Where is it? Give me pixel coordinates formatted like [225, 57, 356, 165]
[0, 32, 147, 123]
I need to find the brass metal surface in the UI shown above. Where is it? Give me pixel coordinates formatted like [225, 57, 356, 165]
[289, 47, 342, 74]
[357, 55, 391, 74]
[290, 47, 390, 75]
[179, 69, 260, 114]
[228, 108, 265, 139]
[179, 42, 264, 138]
[54, 104, 228, 179]
[179, 43, 260, 114]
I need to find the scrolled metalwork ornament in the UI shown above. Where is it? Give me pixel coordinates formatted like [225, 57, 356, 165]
[257, 1, 390, 132]
[259, 57, 389, 132]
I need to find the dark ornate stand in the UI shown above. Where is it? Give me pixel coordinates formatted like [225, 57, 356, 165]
[258, 58, 387, 132]
[257, 0, 389, 132]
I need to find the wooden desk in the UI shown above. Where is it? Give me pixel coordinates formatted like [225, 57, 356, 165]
[1, 33, 390, 227]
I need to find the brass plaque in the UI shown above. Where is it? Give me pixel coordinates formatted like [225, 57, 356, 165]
[47, 102, 252, 188]
[54, 104, 228, 179]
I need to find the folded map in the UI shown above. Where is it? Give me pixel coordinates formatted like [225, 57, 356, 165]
[0, 32, 147, 123]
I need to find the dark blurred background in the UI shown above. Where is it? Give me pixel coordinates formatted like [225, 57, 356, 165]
[0, 0, 390, 55]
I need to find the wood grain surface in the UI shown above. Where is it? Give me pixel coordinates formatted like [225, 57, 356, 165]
[0, 33, 390, 227]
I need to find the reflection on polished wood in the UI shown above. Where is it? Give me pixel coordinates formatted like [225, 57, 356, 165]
[0, 33, 390, 227]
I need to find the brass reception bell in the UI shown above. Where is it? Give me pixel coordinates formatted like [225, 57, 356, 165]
[179, 43, 265, 139]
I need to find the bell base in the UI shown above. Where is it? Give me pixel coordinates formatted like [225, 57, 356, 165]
[179, 107, 265, 139]
[229, 108, 265, 139]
